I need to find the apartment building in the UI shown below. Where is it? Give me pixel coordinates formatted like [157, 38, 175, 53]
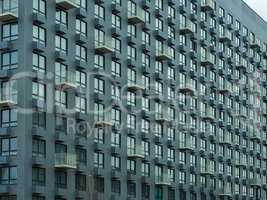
[0, 0, 266, 199]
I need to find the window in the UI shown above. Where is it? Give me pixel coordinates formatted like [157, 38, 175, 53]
[111, 60, 121, 77]
[94, 152, 104, 168]
[111, 132, 121, 147]
[75, 96, 86, 113]
[55, 90, 67, 108]
[76, 19, 87, 36]
[94, 54, 104, 69]
[75, 70, 86, 88]
[127, 114, 136, 129]
[76, 174, 86, 191]
[32, 81, 46, 101]
[112, 37, 121, 53]
[55, 62, 67, 84]
[112, 14, 121, 29]
[33, 0, 46, 15]
[55, 171, 67, 188]
[2, 23, 18, 41]
[94, 77, 104, 94]
[1, 80, 17, 103]
[32, 138, 45, 158]
[0, 137, 17, 156]
[33, 25, 46, 45]
[111, 156, 121, 170]
[76, 148, 87, 165]
[95, 4, 104, 19]
[32, 167, 45, 186]
[1, 109, 17, 127]
[55, 35, 67, 54]
[75, 44, 87, 62]
[127, 45, 136, 60]
[0, 166, 17, 184]
[94, 128, 104, 144]
[33, 110, 46, 128]
[1, 51, 18, 70]
[33, 53, 46, 73]
[56, 9, 67, 26]
[111, 108, 121, 125]
[111, 179, 121, 194]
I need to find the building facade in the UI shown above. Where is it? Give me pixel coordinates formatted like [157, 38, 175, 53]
[0, 0, 266, 199]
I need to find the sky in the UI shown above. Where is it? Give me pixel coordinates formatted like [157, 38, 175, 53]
[244, 0, 267, 21]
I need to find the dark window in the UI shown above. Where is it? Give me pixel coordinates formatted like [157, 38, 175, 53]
[111, 179, 120, 194]
[55, 170, 67, 188]
[32, 139, 46, 158]
[1, 109, 17, 128]
[2, 23, 18, 41]
[0, 166, 17, 184]
[32, 167, 45, 186]
[76, 174, 86, 191]
[33, 0, 46, 15]
[1, 51, 18, 70]
[33, 110, 46, 128]
[0, 137, 17, 156]
[94, 177, 104, 193]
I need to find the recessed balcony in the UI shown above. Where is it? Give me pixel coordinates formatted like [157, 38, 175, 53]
[55, 153, 77, 169]
[56, 0, 78, 10]
[155, 113, 171, 123]
[201, 56, 214, 66]
[0, 0, 18, 22]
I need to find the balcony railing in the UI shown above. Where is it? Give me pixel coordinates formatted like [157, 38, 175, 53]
[0, 0, 18, 21]
[55, 71, 77, 90]
[56, 0, 78, 10]
[0, 93, 16, 107]
[201, 0, 215, 11]
[156, 49, 172, 61]
[155, 176, 171, 186]
[127, 148, 145, 159]
[128, 8, 145, 24]
[179, 22, 194, 34]
[55, 153, 77, 169]
[95, 39, 114, 54]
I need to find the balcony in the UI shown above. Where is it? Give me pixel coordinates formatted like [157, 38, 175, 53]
[128, 8, 145, 24]
[201, 112, 215, 121]
[250, 38, 261, 49]
[201, 56, 214, 66]
[155, 176, 171, 186]
[127, 149, 145, 159]
[201, 0, 215, 11]
[127, 82, 145, 91]
[0, 0, 18, 22]
[179, 84, 195, 95]
[95, 119, 113, 128]
[95, 40, 113, 54]
[156, 49, 172, 61]
[218, 189, 232, 197]
[55, 153, 77, 169]
[179, 23, 194, 34]
[0, 94, 16, 107]
[249, 178, 261, 187]
[56, 0, 78, 10]
[219, 32, 231, 42]
[179, 142, 194, 151]
[200, 167, 214, 175]
[55, 72, 76, 90]
[155, 113, 171, 123]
